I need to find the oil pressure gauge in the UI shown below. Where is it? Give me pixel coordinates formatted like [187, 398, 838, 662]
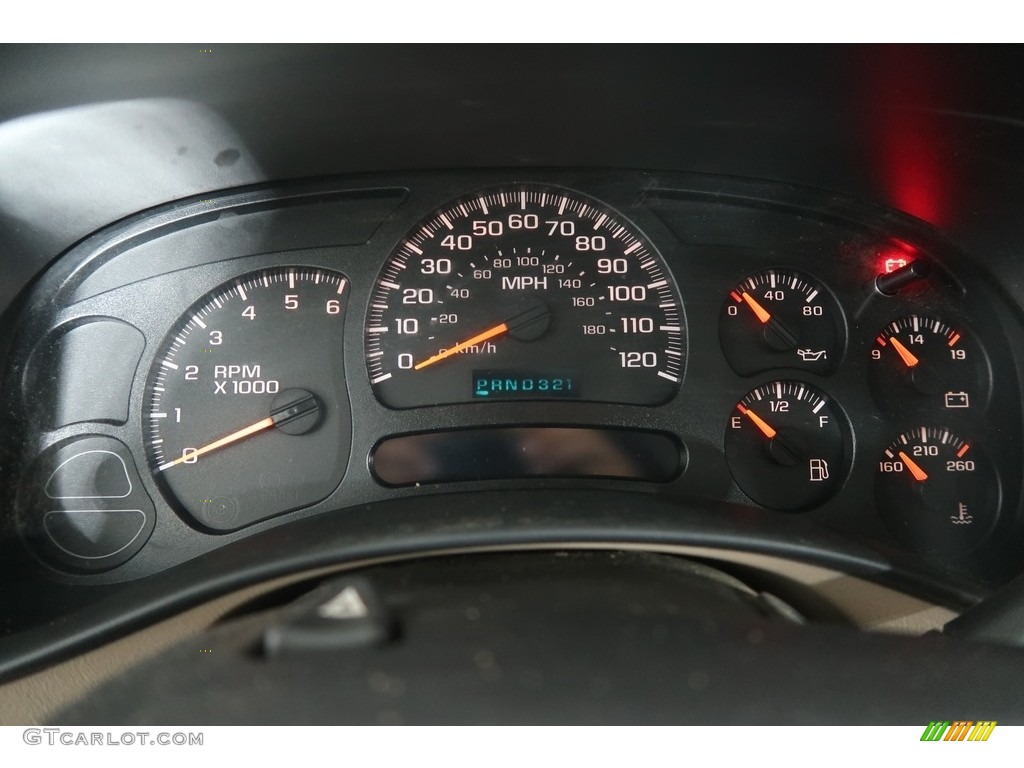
[719, 269, 844, 376]
[725, 381, 849, 510]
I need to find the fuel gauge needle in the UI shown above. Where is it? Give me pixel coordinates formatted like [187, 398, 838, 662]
[898, 451, 929, 482]
[158, 417, 275, 471]
[736, 403, 777, 439]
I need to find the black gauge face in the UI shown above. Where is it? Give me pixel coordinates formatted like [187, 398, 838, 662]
[719, 269, 843, 376]
[876, 427, 999, 554]
[144, 268, 352, 531]
[869, 316, 990, 414]
[725, 381, 848, 510]
[365, 185, 685, 408]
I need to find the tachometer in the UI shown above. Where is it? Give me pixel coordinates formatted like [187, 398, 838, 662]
[144, 267, 352, 531]
[365, 185, 685, 408]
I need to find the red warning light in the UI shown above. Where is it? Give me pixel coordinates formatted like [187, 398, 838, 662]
[883, 257, 908, 274]
[876, 241, 917, 276]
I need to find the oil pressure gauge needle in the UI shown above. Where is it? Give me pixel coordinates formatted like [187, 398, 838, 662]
[157, 389, 322, 471]
[740, 291, 799, 350]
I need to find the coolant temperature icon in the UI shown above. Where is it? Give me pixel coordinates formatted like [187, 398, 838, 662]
[951, 504, 974, 525]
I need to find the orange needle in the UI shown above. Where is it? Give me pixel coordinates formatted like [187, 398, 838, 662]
[889, 337, 920, 368]
[414, 322, 509, 371]
[737, 403, 777, 439]
[158, 416, 275, 471]
[741, 292, 772, 324]
[898, 451, 929, 482]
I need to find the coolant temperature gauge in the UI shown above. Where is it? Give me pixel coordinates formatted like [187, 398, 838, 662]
[869, 316, 990, 414]
[719, 269, 844, 376]
[725, 381, 849, 510]
[876, 427, 999, 554]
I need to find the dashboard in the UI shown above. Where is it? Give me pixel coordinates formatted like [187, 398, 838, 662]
[5, 168, 1024, 589]
[4, 45, 1024, 724]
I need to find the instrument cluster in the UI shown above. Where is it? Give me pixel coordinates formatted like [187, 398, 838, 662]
[3, 170, 1023, 588]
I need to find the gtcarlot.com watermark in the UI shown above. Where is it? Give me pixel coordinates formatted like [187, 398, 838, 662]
[23, 729, 203, 746]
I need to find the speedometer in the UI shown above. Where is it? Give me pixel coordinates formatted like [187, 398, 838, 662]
[366, 185, 685, 408]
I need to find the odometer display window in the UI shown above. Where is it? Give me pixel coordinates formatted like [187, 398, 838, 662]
[366, 185, 686, 408]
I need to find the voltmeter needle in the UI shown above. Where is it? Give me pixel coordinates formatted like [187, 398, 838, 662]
[890, 337, 920, 368]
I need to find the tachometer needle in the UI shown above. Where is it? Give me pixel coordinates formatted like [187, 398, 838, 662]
[158, 416, 275, 471]
[889, 337, 920, 368]
[898, 451, 929, 482]
[414, 322, 509, 371]
[741, 291, 773, 324]
[736, 403, 777, 439]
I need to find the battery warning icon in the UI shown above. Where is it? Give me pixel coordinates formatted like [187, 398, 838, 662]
[944, 391, 970, 409]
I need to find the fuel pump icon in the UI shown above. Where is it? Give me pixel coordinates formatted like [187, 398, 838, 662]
[809, 458, 829, 482]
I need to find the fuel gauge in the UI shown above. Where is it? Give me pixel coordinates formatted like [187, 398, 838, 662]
[869, 316, 990, 414]
[725, 381, 849, 510]
[719, 269, 844, 376]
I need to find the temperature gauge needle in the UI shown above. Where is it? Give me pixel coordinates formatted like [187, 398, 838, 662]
[414, 322, 509, 371]
[736, 403, 777, 439]
[889, 337, 920, 368]
[158, 416, 274, 471]
[898, 451, 929, 482]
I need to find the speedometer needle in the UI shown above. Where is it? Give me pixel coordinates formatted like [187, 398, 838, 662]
[158, 416, 275, 471]
[414, 322, 509, 371]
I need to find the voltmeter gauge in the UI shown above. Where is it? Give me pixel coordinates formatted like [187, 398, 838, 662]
[869, 316, 990, 414]
[724, 381, 849, 510]
[875, 427, 999, 554]
[719, 269, 844, 376]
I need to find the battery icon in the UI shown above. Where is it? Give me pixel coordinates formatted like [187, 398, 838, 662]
[944, 391, 970, 408]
